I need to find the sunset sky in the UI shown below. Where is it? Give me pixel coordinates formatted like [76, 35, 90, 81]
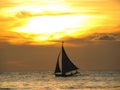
[0, 0, 120, 71]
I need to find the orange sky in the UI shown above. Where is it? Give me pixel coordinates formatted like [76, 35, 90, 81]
[0, 0, 120, 71]
[0, 0, 120, 45]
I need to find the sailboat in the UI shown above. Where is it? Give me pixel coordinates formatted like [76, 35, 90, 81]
[54, 41, 79, 77]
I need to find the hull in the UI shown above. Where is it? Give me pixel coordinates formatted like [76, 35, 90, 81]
[55, 74, 73, 77]
[55, 73, 76, 77]
[55, 74, 62, 77]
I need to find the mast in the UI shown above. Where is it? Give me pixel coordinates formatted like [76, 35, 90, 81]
[62, 41, 64, 47]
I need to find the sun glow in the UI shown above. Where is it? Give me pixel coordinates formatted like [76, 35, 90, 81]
[3, 1, 107, 45]
[14, 14, 97, 42]
[0, 0, 120, 46]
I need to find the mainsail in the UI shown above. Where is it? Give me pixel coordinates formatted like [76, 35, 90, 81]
[54, 42, 79, 77]
[62, 46, 78, 74]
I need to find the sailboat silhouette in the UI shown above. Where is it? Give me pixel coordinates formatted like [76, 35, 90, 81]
[54, 41, 79, 77]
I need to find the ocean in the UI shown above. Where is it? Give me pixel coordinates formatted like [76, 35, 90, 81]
[0, 71, 120, 90]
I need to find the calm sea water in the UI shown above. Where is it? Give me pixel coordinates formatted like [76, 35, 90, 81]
[0, 71, 120, 90]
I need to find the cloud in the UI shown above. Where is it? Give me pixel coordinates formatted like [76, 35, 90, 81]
[62, 32, 120, 45]
[0, 8, 78, 19]
[85, 32, 120, 41]
[98, 35, 115, 40]
[15, 11, 77, 18]
[16, 11, 33, 18]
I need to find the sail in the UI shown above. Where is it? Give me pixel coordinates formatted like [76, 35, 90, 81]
[54, 52, 61, 73]
[62, 46, 78, 74]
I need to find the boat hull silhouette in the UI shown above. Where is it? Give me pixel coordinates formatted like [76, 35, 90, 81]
[55, 70, 79, 77]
